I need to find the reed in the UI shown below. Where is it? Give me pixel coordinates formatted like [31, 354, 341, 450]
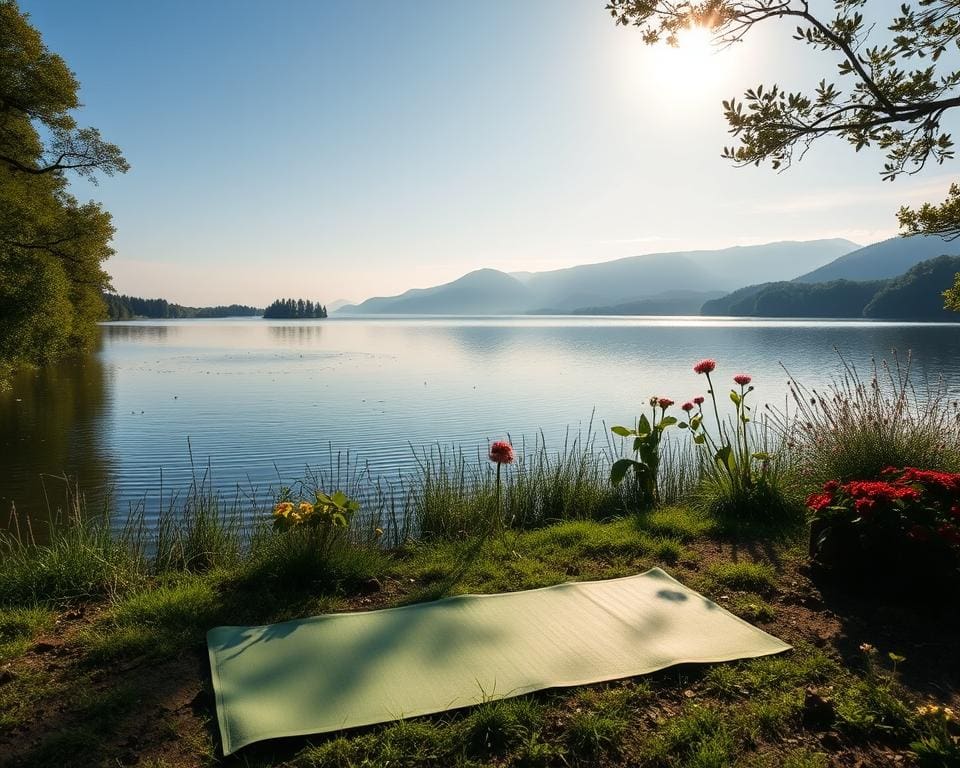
[768, 351, 960, 483]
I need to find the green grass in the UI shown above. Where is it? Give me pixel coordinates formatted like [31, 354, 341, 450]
[634, 505, 716, 541]
[395, 518, 684, 598]
[0, 605, 54, 662]
[705, 561, 778, 594]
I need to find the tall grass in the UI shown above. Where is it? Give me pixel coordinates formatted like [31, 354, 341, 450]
[0, 479, 142, 605]
[768, 351, 960, 483]
[407, 428, 697, 539]
[0, 426, 704, 606]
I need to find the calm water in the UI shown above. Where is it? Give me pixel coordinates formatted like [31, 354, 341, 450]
[3, 316, 960, 525]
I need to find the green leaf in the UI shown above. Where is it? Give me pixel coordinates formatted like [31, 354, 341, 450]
[678, 421, 688, 429]
[638, 413, 651, 435]
[611, 458, 639, 487]
[751, 451, 771, 461]
[611, 425, 633, 437]
[690, 415, 702, 430]
[693, 434, 706, 445]
[729, 390, 741, 406]
[659, 416, 678, 429]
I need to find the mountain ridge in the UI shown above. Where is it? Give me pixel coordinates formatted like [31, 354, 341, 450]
[337, 239, 859, 315]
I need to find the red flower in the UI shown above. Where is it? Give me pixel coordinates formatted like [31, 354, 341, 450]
[693, 396, 705, 405]
[842, 480, 920, 504]
[950, 504, 960, 520]
[854, 497, 876, 516]
[693, 359, 716, 374]
[806, 492, 833, 512]
[658, 398, 674, 409]
[681, 402, 694, 412]
[898, 467, 960, 492]
[823, 480, 839, 493]
[489, 441, 514, 465]
[733, 374, 752, 386]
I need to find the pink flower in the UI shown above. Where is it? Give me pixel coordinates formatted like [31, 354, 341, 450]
[489, 440, 515, 465]
[682, 402, 694, 412]
[733, 374, 752, 386]
[693, 396, 705, 405]
[693, 359, 716, 374]
[658, 398, 674, 409]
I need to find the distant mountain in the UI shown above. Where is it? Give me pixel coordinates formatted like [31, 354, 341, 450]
[326, 298, 355, 313]
[701, 279, 887, 318]
[340, 239, 858, 315]
[794, 235, 960, 283]
[339, 269, 530, 315]
[700, 255, 960, 320]
[864, 255, 960, 320]
[555, 290, 727, 316]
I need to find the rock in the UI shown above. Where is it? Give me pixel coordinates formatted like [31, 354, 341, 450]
[802, 687, 836, 730]
[359, 577, 382, 595]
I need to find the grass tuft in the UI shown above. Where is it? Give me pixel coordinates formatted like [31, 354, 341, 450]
[706, 561, 777, 594]
[770, 352, 960, 483]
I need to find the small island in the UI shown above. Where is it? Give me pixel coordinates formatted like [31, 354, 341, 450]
[262, 298, 328, 319]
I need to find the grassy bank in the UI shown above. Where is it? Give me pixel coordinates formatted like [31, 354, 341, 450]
[2, 361, 959, 767]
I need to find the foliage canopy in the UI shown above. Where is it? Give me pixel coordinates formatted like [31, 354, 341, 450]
[0, 0, 127, 377]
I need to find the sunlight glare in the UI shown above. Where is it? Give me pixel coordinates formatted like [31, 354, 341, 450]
[670, 25, 714, 78]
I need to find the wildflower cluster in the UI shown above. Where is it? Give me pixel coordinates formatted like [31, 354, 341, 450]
[806, 467, 960, 551]
[272, 490, 359, 532]
[610, 359, 771, 508]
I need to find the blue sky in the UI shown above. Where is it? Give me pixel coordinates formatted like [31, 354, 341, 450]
[22, 0, 960, 305]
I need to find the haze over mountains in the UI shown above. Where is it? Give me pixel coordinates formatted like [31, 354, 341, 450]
[338, 239, 858, 315]
[336, 235, 960, 318]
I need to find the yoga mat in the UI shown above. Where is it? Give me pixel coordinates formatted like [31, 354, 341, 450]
[208, 568, 789, 754]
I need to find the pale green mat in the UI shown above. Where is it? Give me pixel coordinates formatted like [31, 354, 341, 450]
[207, 567, 790, 755]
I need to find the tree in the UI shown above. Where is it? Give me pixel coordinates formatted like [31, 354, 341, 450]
[0, 1, 128, 378]
[607, 0, 960, 303]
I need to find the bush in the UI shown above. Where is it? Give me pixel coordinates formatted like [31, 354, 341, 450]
[807, 467, 960, 592]
[772, 352, 960, 484]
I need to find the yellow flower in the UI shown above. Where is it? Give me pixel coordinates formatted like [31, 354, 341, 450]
[374, 527, 384, 537]
[916, 704, 955, 721]
[298, 501, 315, 515]
[273, 501, 294, 517]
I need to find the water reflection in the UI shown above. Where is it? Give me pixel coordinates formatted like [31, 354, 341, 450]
[0, 355, 113, 528]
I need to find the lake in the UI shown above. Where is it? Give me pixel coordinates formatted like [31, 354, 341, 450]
[3, 316, 960, 528]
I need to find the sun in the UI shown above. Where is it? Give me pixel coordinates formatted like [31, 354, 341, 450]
[670, 25, 714, 73]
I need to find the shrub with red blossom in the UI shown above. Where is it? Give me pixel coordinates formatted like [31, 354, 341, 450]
[807, 466, 960, 589]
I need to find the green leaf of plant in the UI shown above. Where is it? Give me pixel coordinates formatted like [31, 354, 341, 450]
[659, 416, 678, 429]
[730, 390, 741, 406]
[751, 451, 771, 461]
[610, 458, 639, 487]
[638, 413, 651, 434]
[611, 425, 633, 437]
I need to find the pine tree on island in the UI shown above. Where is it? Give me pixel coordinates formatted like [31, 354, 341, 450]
[262, 299, 328, 319]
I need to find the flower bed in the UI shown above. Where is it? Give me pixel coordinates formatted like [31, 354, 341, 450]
[806, 467, 960, 593]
